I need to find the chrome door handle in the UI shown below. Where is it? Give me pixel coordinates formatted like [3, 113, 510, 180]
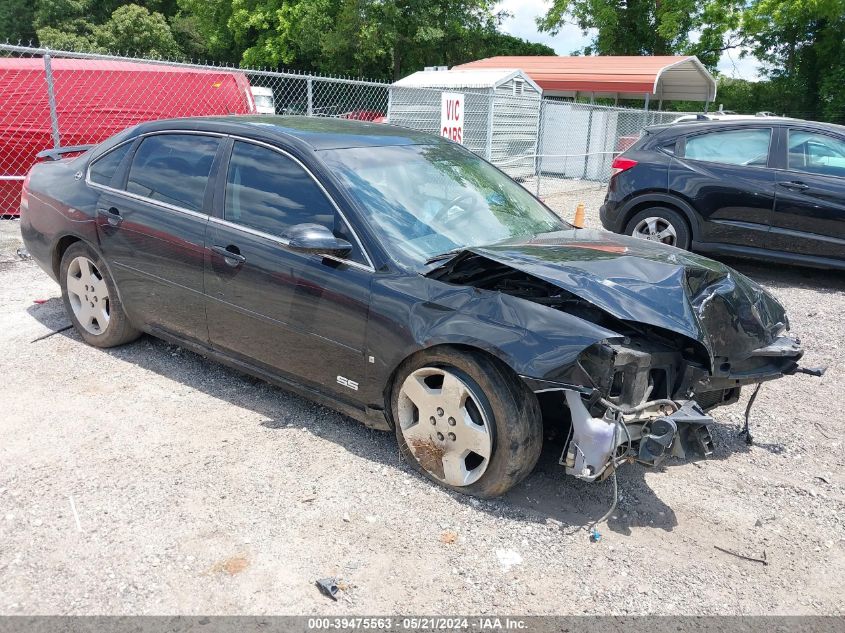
[778, 181, 809, 191]
[211, 245, 246, 265]
[97, 206, 123, 226]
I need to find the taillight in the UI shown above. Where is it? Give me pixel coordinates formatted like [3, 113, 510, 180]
[20, 169, 32, 212]
[610, 156, 638, 177]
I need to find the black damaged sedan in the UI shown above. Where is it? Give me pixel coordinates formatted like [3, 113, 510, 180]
[21, 117, 808, 497]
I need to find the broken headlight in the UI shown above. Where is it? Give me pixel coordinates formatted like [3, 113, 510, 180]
[577, 340, 681, 409]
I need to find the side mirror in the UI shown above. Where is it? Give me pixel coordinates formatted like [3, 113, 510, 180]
[285, 223, 352, 258]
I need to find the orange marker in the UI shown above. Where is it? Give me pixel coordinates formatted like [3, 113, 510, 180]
[573, 202, 585, 228]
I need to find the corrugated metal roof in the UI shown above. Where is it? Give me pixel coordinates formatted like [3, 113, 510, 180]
[454, 56, 716, 101]
[393, 68, 540, 92]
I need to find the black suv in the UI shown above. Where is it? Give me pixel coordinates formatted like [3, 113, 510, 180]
[600, 119, 845, 270]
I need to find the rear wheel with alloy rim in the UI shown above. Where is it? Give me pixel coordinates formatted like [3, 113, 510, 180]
[66, 255, 111, 335]
[625, 207, 691, 250]
[392, 347, 542, 498]
[60, 242, 140, 348]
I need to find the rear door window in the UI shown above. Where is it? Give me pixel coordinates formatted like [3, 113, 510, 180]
[684, 128, 772, 167]
[89, 142, 132, 186]
[787, 130, 845, 178]
[126, 134, 220, 212]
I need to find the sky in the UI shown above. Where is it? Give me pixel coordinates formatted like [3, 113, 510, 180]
[494, 0, 763, 82]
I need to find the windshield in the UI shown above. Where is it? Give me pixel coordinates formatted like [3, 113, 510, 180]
[321, 144, 567, 268]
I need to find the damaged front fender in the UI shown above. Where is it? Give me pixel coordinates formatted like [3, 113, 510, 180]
[370, 273, 625, 388]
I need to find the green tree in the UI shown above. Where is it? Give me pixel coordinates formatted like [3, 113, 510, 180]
[741, 0, 845, 122]
[537, 0, 741, 69]
[33, 0, 98, 50]
[0, 0, 37, 43]
[4, 0, 567, 82]
[173, 0, 240, 62]
[34, 2, 182, 57]
[225, 0, 543, 79]
[473, 32, 555, 57]
[94, 4, 181, 57]
[228, 0, 340, 69]
[537, 0, 845, 123]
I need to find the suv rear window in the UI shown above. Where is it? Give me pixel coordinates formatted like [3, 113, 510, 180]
[684, 129, 771, 167]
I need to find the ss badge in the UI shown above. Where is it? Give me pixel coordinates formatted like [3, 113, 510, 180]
[337, 375, 359, 391]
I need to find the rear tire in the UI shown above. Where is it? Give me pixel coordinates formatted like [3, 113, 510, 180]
[625, 207, 691, 250]
[59, 241, 141, 348]
[391, 347, 542, 498]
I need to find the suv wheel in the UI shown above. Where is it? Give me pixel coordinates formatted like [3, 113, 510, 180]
[625, 207, 691, 250]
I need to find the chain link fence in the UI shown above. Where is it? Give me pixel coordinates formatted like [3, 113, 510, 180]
[0, 43, 701, 222]
[528, 100, 698, 216]
[0, 43, 394, 216]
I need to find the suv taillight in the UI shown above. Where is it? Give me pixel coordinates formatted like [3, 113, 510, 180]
[610, 157, 638, 177]
[20, 169, 32, 212]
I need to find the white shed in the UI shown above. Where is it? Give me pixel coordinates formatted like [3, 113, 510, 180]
[388, 68, 542, 178]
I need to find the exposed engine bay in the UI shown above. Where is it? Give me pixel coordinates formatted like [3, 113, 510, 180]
[427, 244, 818, 481]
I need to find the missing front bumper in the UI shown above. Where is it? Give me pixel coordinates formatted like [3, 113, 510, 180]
[559, 392, 716, 481]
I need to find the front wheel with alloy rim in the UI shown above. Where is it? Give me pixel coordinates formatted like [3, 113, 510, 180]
[59, 242, 140, 347]
[392, 348, 543, 498]
[624, 207, 691, 250]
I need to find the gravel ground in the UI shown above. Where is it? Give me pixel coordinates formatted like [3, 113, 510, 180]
[524, 176, 608, 226]
[1, 214, 843, 616]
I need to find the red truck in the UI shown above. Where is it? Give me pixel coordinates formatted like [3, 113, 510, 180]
[0, 57, 257, 216]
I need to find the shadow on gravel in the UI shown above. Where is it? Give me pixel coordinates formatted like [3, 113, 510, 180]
[499, 420, 758, 537]
[721, 258, 845, 293]
[25, 296, 71, 336]
[21, 293, 761, 538]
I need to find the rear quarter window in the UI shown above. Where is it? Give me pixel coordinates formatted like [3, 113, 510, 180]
[683, 128, 772, 167]
[89, 142, 132, 186]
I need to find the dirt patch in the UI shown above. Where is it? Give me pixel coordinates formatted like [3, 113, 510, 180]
[211, 556, 249, 576]
[440, 530, 458, 544]
[409, 438, 445, 479]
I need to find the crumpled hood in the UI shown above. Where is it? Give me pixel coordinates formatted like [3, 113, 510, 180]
[464, 229, 789, 362]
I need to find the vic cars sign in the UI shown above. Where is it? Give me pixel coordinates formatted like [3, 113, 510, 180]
[441, 92, 464, 144]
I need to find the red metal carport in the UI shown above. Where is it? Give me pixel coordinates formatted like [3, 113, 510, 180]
[455, 56, 716, 106]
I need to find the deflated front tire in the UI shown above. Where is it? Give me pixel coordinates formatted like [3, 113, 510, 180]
[391, 347, 543, 498]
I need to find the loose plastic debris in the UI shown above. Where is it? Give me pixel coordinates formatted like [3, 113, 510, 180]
[315, 577, 339, 601]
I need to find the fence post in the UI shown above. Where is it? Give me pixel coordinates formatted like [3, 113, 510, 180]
[582, 106, 594, 180]
[307, 78, 314, 116]
[43, 52, 61, 149]
[485, 91, 494, 160]
[535, 98, 545, 197]
[386, 85, 393, 124]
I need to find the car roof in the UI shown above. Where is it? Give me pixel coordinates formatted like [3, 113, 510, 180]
[130, 115, 445, 150]
[646, 118, 845, 137]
